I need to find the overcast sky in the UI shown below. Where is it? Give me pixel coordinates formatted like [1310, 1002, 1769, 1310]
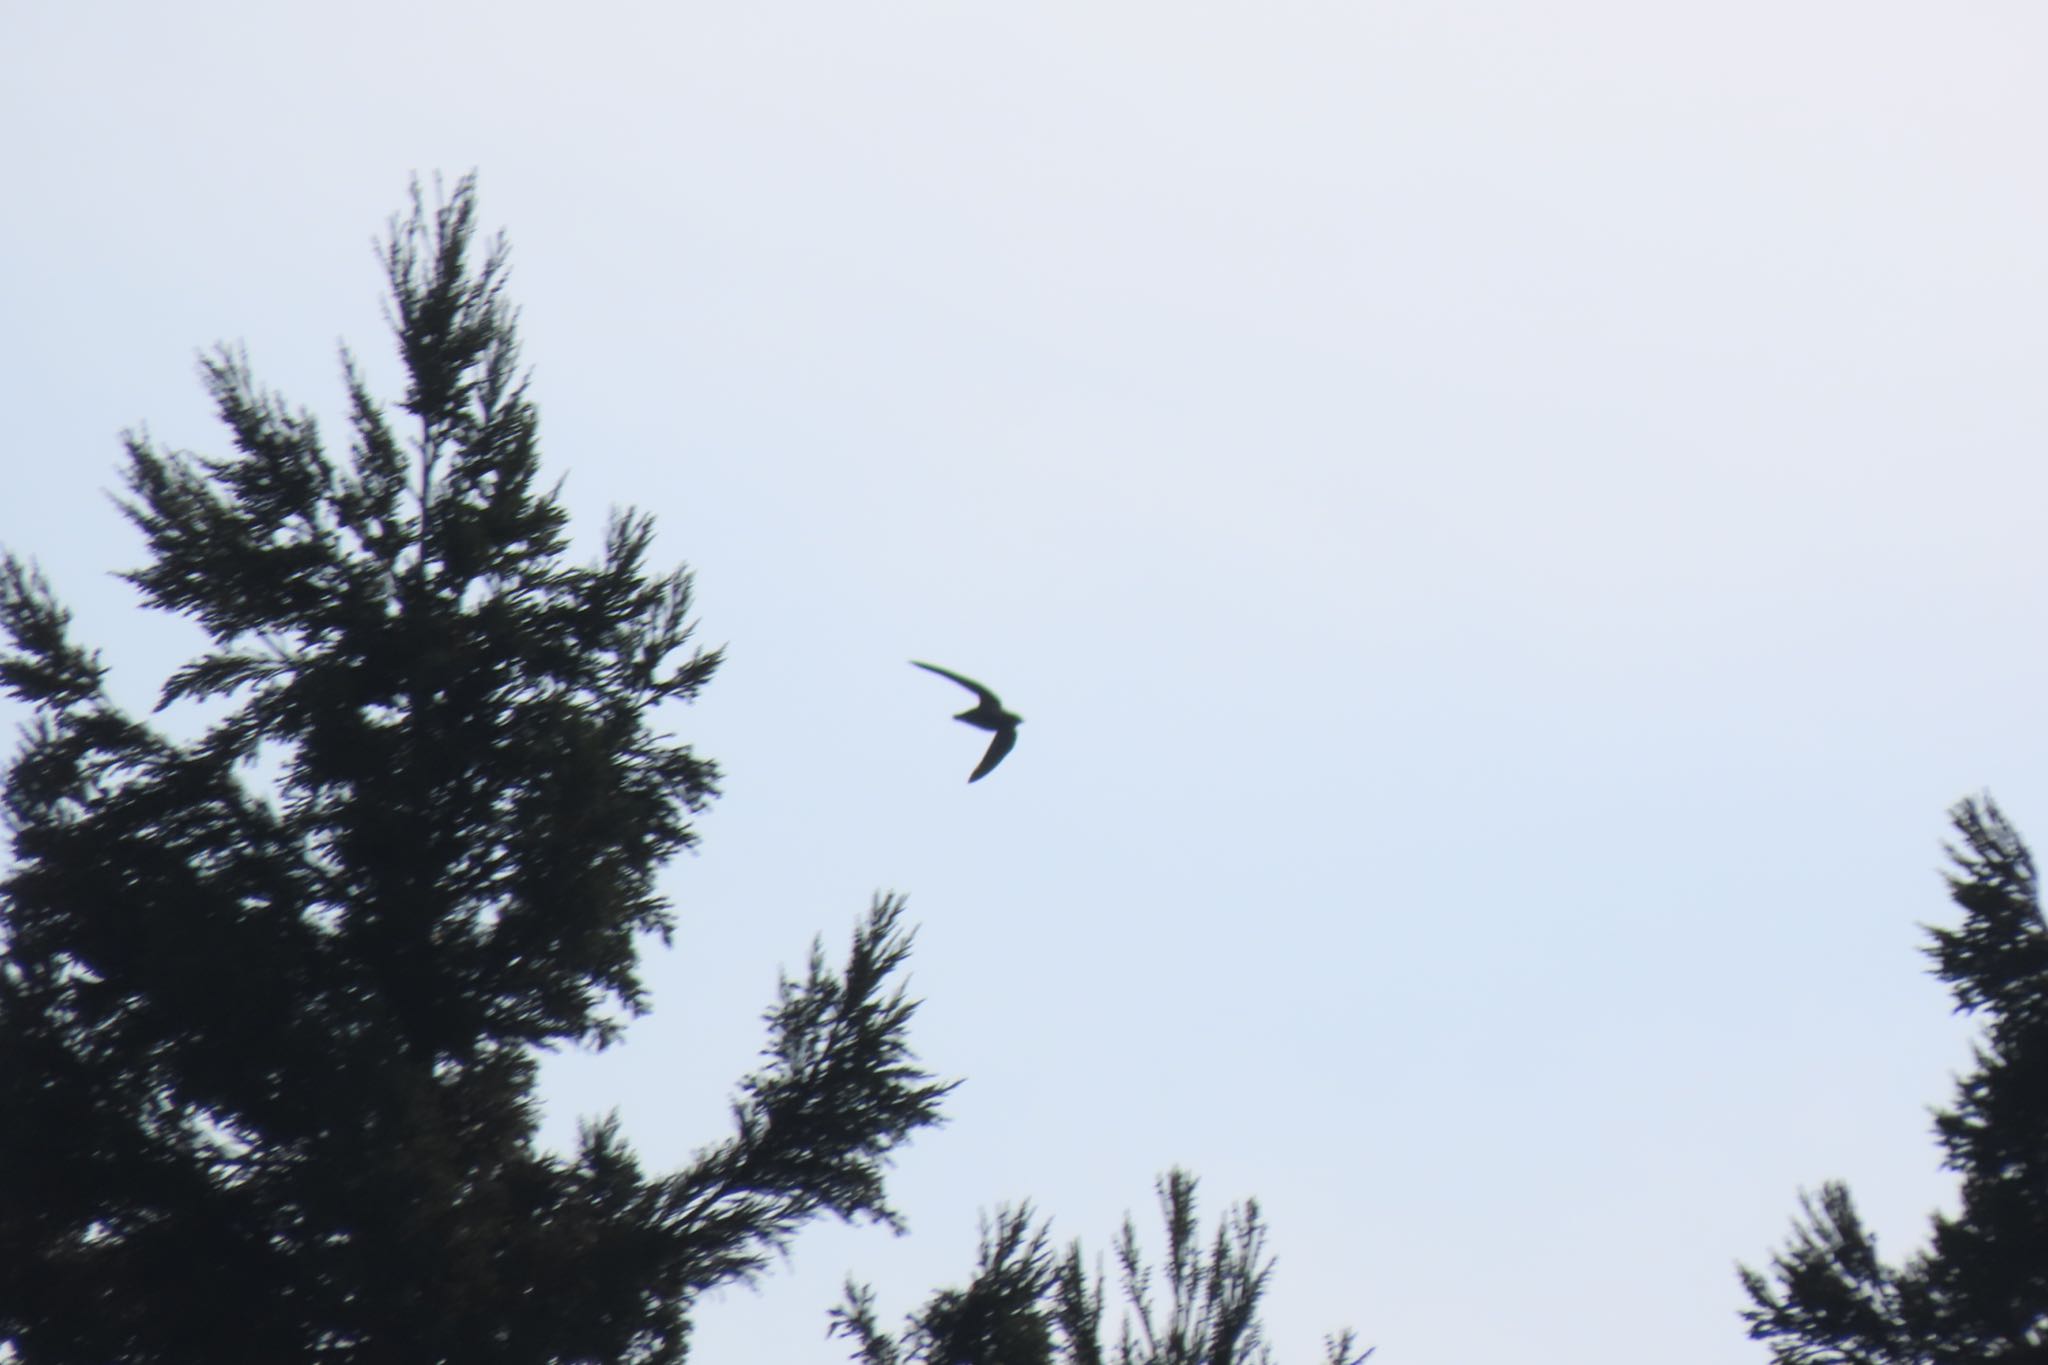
[6, 4, 2048, 1361]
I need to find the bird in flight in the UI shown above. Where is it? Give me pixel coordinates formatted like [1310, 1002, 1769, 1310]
[912, 661, 1022, 782]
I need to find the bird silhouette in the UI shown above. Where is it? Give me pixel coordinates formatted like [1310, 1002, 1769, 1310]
[912, 661, 1022, 782]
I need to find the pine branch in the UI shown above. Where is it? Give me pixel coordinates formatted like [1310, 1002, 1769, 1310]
[659, 896, 955, 1294]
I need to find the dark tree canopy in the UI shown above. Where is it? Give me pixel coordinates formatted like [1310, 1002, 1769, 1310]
[0, 178, 951, 1364]
[830, 1169, 1371, 1365]
[1741, 797, 2048, 1363]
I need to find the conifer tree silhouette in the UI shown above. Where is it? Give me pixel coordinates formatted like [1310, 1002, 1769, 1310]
[831, 1169, 1371, 1365]
[0, 177, 950, 1364]
[1742, 797, 2048, 1363]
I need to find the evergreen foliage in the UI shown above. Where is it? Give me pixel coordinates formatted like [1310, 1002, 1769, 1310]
[830, 1169, 1370, 1365]
[1740, 796, 2048, 1363]
[0, 178, 952, 1363]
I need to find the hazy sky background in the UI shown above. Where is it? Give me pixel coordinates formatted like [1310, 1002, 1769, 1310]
[5, 4, 2047, 1361]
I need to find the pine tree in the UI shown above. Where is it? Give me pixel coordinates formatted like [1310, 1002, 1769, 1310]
[0, 178, 951, 1364]
[1740, 796, 2048, 1363]
[830, 1169, 1371, 1365]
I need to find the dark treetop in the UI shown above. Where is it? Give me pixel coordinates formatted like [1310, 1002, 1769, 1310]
[1741, 797, 2048, 1364]
[0, 178, 950, 1365]
[832, 1169, 1372, 1365]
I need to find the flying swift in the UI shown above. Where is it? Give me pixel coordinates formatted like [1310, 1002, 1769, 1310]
[911, 661, 1022, 782]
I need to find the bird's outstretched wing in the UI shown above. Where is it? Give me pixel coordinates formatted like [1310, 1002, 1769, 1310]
[969, 726, 1018, 783]
[911, 660, 1000, 707]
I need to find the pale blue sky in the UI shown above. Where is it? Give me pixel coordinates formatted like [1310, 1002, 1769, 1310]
[5, 4, 2047, 1361]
